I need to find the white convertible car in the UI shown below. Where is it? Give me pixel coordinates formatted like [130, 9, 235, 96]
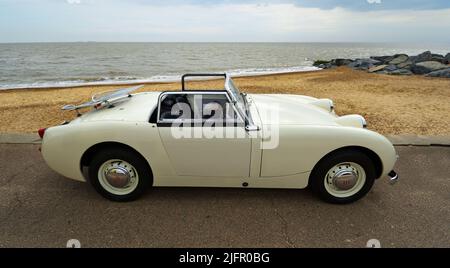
[40, 73, 398, 204]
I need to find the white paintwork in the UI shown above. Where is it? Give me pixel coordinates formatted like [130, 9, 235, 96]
[158, 127, 252, 177]
[71, 92, 159, 123]
[41, 86, 398, 190]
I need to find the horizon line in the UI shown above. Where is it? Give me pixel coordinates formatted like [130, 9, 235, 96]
[1, 41, 450, 44]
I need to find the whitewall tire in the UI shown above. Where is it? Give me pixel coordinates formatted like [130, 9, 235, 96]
[310, 149, 376, 204]
[89, 147, 152, 202]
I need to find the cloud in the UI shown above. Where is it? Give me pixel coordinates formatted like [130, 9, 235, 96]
[67, 0, 81, 4]
[1, 1, 450, 42]
[115, 0, 450, 11]
[85, 2, 450, 42]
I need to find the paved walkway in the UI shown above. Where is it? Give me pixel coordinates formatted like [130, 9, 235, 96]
[0, 144, 449, 247]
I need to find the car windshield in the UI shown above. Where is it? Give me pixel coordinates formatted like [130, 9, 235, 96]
[225, 77, 253, 127]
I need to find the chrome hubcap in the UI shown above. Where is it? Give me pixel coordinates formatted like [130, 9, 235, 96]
[98, 159, 139, 195]
[324, 162, 366, 198]
[105, 167, 131, 188]
[332, 170, 358, 190]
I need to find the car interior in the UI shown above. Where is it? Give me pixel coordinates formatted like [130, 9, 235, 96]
[159, 93, 235, 122]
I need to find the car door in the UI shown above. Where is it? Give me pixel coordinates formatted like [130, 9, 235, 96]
[157, 91, 252, 177]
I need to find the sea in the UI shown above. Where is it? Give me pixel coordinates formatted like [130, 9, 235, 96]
[0, 42, 448, 90]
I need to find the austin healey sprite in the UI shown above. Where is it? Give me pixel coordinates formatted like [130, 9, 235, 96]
[39, 73, 398, 204]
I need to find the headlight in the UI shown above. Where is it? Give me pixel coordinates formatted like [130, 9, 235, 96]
[335, 115, 367, 128]
[310, 99, 334, 113]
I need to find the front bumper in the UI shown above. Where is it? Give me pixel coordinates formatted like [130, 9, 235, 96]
[388, 170, 399, 185]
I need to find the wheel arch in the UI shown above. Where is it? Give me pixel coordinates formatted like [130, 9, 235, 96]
[309, 146, 383, 183]
[80, 142, 153, 176]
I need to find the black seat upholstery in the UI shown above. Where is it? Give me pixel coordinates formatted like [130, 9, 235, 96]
[160, 94, 192, 120]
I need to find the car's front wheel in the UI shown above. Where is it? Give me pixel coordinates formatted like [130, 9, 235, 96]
[310, 149, 376, 204]
[88, 147, 152, 202]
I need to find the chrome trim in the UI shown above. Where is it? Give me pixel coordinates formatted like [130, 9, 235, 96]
[361, 117, 367, 128]
[224, 75, 239, 103]
[157, 74, 258, 132]
[332, 170, 358, 190]
[388, 171, 399, 185]
[329, 100, 334, 112]
[181, 73, 226, 91]
[105, 167, 131, 188]
[62, 85, 142, 111]
[245, 125, 260, 131]
[324, 162, 366, 197]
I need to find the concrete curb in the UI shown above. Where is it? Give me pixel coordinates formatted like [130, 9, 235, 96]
[0, 133, 42, 144]
[386, 135, 450, 146]
[1, 133, 450, 146]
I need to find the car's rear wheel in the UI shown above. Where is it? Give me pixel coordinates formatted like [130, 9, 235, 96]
[88, 148, 152, 202]
[310, 149, 376, 204]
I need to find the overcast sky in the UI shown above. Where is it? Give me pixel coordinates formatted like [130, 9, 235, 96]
[1, 0, 450, 43]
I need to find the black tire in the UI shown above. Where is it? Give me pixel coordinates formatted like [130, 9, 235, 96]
[309, 149, 376, 204]
[88, 147, 152, 202]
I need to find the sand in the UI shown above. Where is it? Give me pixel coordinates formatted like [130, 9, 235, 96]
[0, 67, 449, 135]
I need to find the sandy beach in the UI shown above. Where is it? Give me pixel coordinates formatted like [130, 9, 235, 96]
[1, 67, 449, 135]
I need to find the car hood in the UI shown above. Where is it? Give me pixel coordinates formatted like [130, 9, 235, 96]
[249, 94, 341, 126]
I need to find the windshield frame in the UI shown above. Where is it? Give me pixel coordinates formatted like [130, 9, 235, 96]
[224, 75, 258, 131]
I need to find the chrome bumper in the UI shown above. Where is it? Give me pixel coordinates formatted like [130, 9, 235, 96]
[388, 171, 399, 185]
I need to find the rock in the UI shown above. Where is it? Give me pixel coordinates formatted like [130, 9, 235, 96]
[444, 53, 450, 64]
[321, 52, 450, 76]
[412, 51, 445, 63]
[348, 58, 380, 70]
[313, 60, 331, 67]
[358, 58, 382, 65]
[368, 65, 388, 73]
[414, 51, 432, 63]
[389, 54, 409, 65]
[318, 63, 333, 69]
[431, 54, 445, 63]
[411, 61, 448, 74]
[347, 61, 360, 69]
[425, 68, 450, 78]
[366, 58, 381, 65]
[411, 65, 429, 74]
[397, 60, 413, 69]
[371, 56, 393, 64]
[384, 65, 398, 72]
[375, 70, 389, 75]
[389, 69, 413, 76]
[332, 58, 353, 66]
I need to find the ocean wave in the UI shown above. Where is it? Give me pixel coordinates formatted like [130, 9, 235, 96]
[227, 66, 319, 77]
[0, 65, 320, 90]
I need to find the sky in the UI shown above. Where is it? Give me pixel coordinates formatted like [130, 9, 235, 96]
[0, 0, 450, 43]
